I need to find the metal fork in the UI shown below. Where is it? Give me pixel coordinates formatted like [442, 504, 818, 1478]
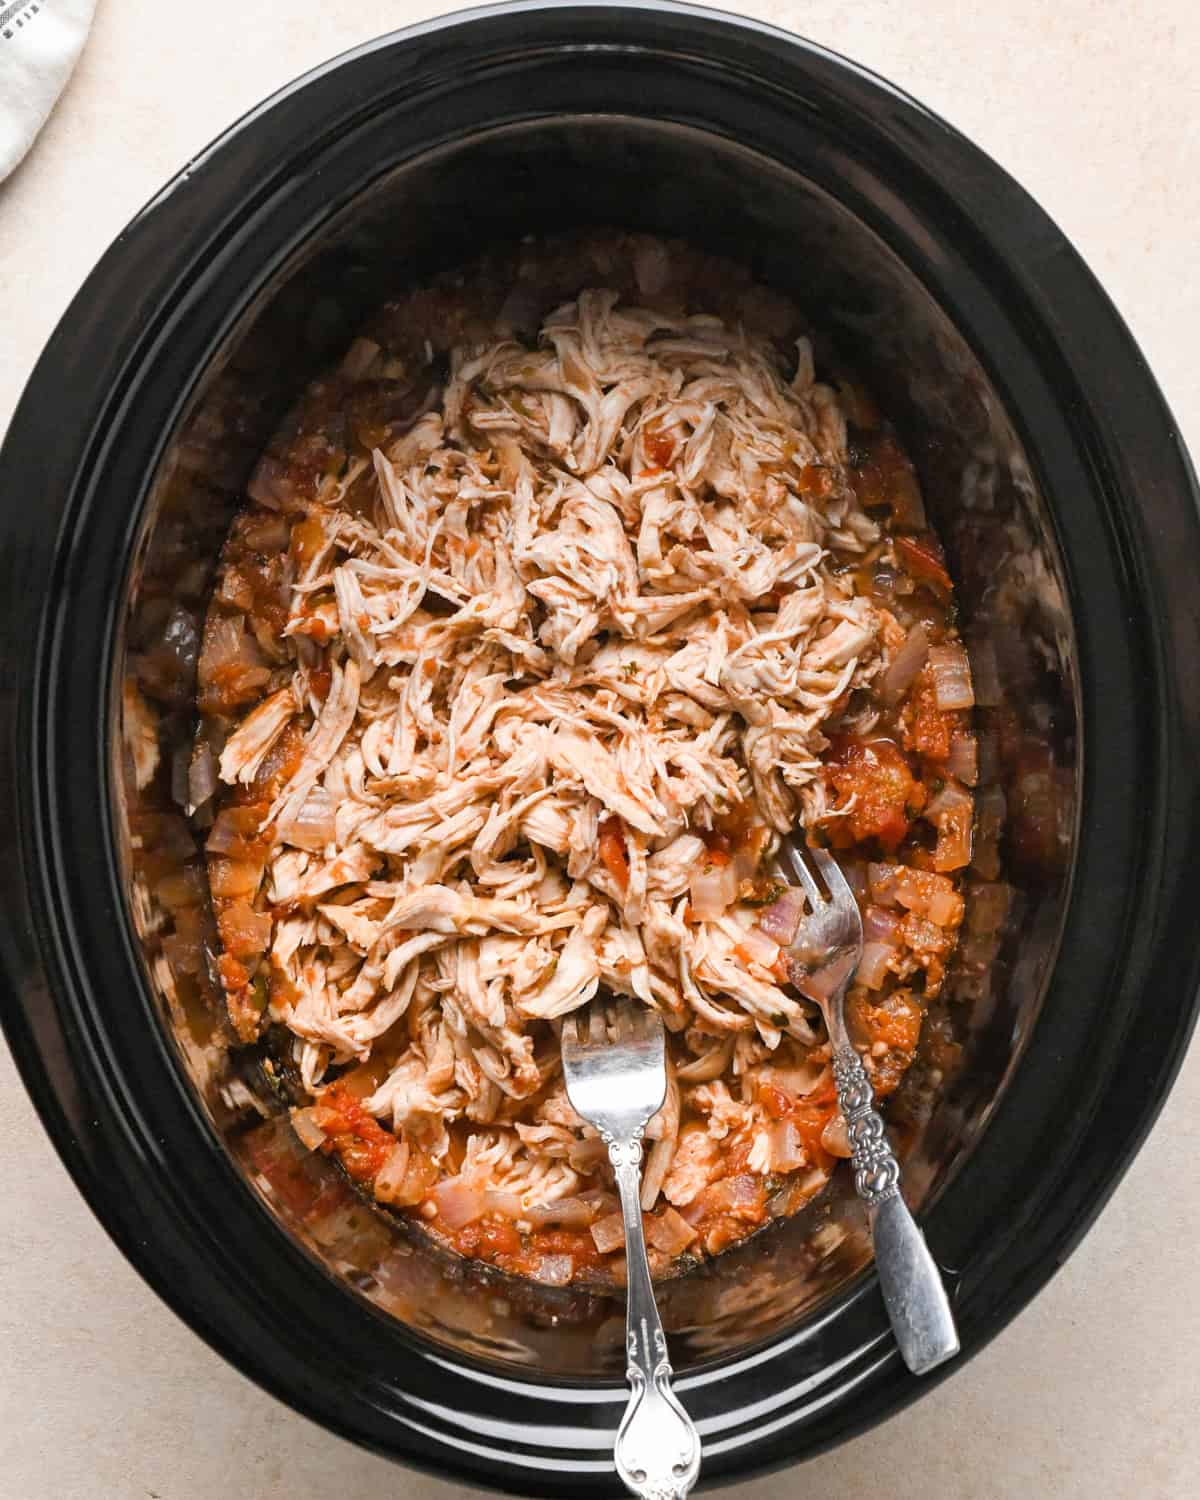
[782, 838, 960, 1375]
[562, 998, 702, 1500]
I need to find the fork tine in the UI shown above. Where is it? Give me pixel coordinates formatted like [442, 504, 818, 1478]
[588, 1001, 607, 1043]
[809, 845, 854, 905]
[783, 838, 825, 908]
[614, 997, 636, 1040]
[562, 1013, 580, 1050]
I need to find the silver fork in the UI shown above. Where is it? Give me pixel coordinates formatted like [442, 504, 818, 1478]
[562, 999, 702, 1500]
[782, 838, 960, 1375]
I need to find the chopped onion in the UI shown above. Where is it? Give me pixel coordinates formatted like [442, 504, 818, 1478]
[634, 239, 671, 297]
[482, 1190, 524, 1219]
[217, 899, 272, 958]
[188, 735, 219, 816]
[947, 730, 979, 786]
[756, 886, 807, 945]
[241, 511, 291, 553]
[373, 1141, 412, 1200]
[855, 940, 895, 990]
[431, 1176, 488, 1230]
[497, 282, 541, 337]
[704, 1174, 760, 1214]
[340, 336, 380, 381]
[247, 454, 298, 511]
[208, 858, 266, 900]
[863, 904, 903, 944]
[526, 1196, 596, 1230]
[206, 806, 264, 858]
[868, 862, 900, 907]
[967, 881, 1013, 936]
[820, 1114, 852, 1158]
[893, 866, 961, 925]
[925, 779, 974, 872]
[289, 787, 336, 853]
[161, 912, 205, 977]
[689, 858, 739, 919]
[731, 822, 772, 883]
[879, 623, 929, 706]
[645, 1206, 697, 1255]
[768, 1120, 807, 1172]
[290, 1107, 328, 1152]
[156, 864, 206, 912]
[591, 1211, 626, 1254]
[927, 643, 975, 710]
[199, 614, 247, 683]
[533, 1254, 574, 1286]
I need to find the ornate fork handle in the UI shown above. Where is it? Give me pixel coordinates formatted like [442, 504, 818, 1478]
[608, 1137, 701, 1500]
[832, 1046, 960, 1375]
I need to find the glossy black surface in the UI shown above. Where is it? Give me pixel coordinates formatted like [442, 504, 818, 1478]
[1, 4, 1198, 1494]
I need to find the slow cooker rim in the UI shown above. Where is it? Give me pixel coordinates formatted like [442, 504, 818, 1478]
[1, 5, 1197, 1494]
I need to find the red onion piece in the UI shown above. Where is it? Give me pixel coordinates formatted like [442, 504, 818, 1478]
[689, 858, 739, 919]
[821, 1114, 852, 1158]
[756, 886, 807, 945]
[290, 1107, 328, 1152]
[289, 788, 336, 853]
[645, 1207, 697, 1255]
[526, 1196, 596, 1230]
[340, 337, 380, 381]
[967, 881, 1013, 936]
[247, 455, 299, 511]
[927, 643, 975, 710]
[431, 1177, 488, 1230]
[878, 623, 929, 706]
[868, 862, 900, 907]
[373, 1141, 412, 1201]
[768, 1120, 807, 1173]
[591, 1211, 626, 1254]
[863, 904, 903, 944]
[947, 730, 979, 786]
[855, 940, 895, 989]
[703, 1174, 761, 1214]
[925, 779, 974, 872]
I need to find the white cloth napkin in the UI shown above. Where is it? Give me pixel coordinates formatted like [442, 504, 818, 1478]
[0, 0, 95, 182]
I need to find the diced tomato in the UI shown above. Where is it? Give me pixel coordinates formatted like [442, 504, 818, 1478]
[312, 1084, 397, 1183]
[848, 990, 924, 1096]
[216, 898, 271, 959]
[643, 425, 676, 467]
[598, 815, 631, 891]
[904, 666, 959, 763]
[796, 464, 836, 499]
[894, 533, 952, 595]
[451, 1217, 523, 1263]
[823, 736, 919, 850]
[290, 514, 328, 572]
[217, 953, 248, 992]
[848, 433, 925, 528]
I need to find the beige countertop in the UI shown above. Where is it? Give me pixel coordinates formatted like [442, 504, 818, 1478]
[2, 2, 1197, 1496]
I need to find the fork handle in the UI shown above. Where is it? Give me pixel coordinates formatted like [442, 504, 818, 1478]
[608, 1139, 701, 1500]
[832, 1046, 960, 1375]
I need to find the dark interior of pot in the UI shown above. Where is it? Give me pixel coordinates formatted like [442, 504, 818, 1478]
[116, 117, 1078, 1378]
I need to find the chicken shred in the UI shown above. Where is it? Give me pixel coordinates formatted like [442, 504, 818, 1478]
[198, 238, 971, 1285]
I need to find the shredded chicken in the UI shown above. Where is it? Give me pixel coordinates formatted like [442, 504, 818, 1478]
[197, 234, 972, 1283]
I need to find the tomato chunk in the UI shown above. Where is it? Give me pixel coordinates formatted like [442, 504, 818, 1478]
[895, 533, 952, 595]
[823, 736, 919, 851]
[598, 815, 631, 891]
